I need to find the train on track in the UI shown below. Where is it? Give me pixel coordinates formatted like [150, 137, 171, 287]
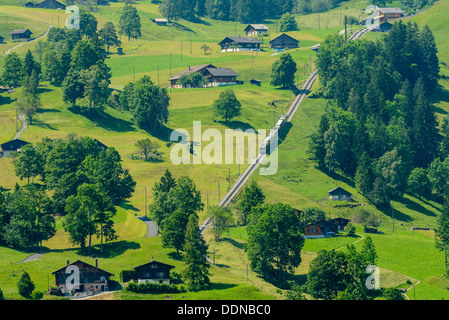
[260, 114, 287, 155]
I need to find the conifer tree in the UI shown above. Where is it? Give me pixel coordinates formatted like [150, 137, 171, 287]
[182, 213, 210, 291]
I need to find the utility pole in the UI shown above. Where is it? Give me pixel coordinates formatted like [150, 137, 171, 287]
[169, 53, 172, 77]
[392, 207, 395, 232]
[344, 15, 348, 42]
[190, 31, 192, 54]
[144, 186, 147, 216]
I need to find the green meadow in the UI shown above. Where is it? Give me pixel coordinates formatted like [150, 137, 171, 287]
[0, 0, 449, 300]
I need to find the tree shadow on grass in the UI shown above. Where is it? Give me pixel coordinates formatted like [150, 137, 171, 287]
[120, 201, 140, 212]
[216, 120, 256, 132]
[209, 283, 237, 290]
[76, 240, 141, 259]
[395, 196, 437, 218]
[68, 106, 136, 133]
[32, 118, 58, 130]
[431, 83, 449, 111]
[36, 108, 60, 113]
[168, 251, 184, 262]
[220, 237, 245, 250]
[377, 205, 413, 223]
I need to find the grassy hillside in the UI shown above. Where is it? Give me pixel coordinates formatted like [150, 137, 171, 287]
[1, 0, 449, 300]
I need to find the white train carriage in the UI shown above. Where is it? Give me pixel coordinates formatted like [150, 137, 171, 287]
[260, 114, 287, 154]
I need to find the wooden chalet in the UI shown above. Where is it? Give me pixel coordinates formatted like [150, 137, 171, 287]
[218, 36, 262, 52]
[250, 79, 262, 86]
[0, 139, 30, 158]
[133, 258, 175, 285]
[304, 220, 338, 239]
[169, 64, 216, 87]
[11, 29, 33, 41]
[153, 18, 168, 26]
[203, 67, 239, 87]
[269, 33, 299, 50]
[244, 24, 269, 36]
[328, 187, 352, 201]
[35, 0, 66, 9]
[329, 217, 350, 231]
[23, 1, 35, 7]
[362, 6, 404, 26]
[52, 260, 114, 295]
[376, 7, 404, 21]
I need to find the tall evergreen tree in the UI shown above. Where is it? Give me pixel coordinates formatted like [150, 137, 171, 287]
[182, 213, 210, 291]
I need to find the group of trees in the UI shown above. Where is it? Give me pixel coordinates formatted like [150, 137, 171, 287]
[159, 0, 296, 23]
[7, 134, 136, 253]
[118, 75, 170, 133]
[1, 50, 42, 125]
[308, 21, 441, 207]
[149, 170, 210, 291]
[304, 238, 384, 300]
[1, 6, 140, 119]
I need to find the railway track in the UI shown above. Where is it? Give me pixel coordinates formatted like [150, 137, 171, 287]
[200, 27, 369, 234]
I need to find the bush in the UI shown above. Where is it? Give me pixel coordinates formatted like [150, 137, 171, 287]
[125, 281, 184, 294]
[0, 288, 3, 300]
[344, 222, 356, 237]
[31, 291, 44, 300]
[49, 285, 64, 296]
[382, 288, 405, 300]
[17, 271, 35, 298]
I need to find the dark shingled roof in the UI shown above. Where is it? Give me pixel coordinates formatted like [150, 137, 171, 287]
[205, 67, 238, 77]
[51, 260, 114, 276]
[169, 64, 216, 81]
[11, 29, 32, 35]
[219, 36, 263, 45]
[269, 33, 298, 43]
[328, 187, 352, 196]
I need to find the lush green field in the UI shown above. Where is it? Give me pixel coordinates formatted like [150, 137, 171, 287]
[1, 0, 449, 300]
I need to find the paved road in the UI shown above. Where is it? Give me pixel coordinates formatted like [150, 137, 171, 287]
[137, 216, 158, 237]
[17, 253, 46, 264]
[14, 113, 27, 140]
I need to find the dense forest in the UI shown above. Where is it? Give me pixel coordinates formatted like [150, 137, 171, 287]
[307, 21, 445, 207]
[158, 0, 435, 23]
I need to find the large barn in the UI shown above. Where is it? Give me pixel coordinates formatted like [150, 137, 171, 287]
[269, 33, 299, 50]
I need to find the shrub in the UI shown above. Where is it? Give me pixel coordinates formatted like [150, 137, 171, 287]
[125, 281, 183, 294]
[0, 288, 3, 300]
[344, 222, 356, 237]
[17, 271, 35, 298]
[49, 285, 64, 296]
[31, 291, 44, 300]
[382, 288, 405, 300]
